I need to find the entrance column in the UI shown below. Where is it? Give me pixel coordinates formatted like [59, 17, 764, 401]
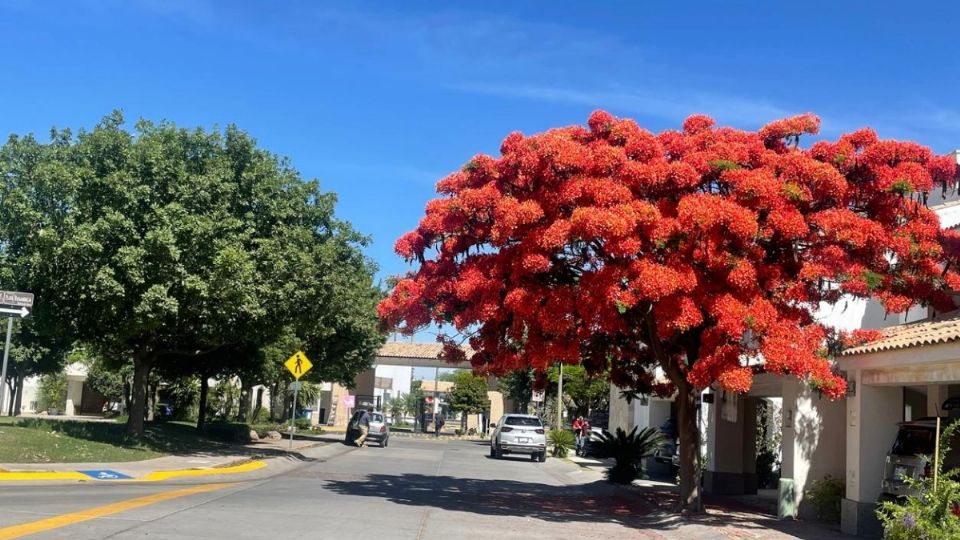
[781, 379, 847, 519]
[608, 383, 634, 434]
[841, 369, 901, 537]
[64, 378, 84, 416]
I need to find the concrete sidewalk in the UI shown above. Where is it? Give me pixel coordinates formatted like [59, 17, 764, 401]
[564, 454, 851, 539]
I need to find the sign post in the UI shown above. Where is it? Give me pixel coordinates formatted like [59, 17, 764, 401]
[0, 291, 32, 415]
[283, 351, 313, 449]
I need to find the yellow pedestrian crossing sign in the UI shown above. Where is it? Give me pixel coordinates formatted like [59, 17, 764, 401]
[284, 351, 312, 380]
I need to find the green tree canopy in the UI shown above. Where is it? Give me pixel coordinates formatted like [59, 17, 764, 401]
[497, 369, 534, 414]
[548, 365, 609, 417]
[0, 112, 384, 435]
[448, 371, 490, 416]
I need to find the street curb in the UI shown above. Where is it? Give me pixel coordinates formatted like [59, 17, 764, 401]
[0, 460, 268, 483]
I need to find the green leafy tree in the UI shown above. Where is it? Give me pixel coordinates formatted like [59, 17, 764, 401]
[37, 372, 67, 412]
[549, 365, 609, 418]
[448, 371, 490, 430]
[0, 130, 75, 414]
[498, 369, 534, 414]
[388, 396, 406, 424]
[83, 355, 126, 411]
[0, 113, 383, 436]
[404, 380, 426, 428]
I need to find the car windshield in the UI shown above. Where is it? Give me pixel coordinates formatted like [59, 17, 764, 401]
[372, 413, 383, 423]
[891, 427, 935, 456]
[505, 417, 542, 427]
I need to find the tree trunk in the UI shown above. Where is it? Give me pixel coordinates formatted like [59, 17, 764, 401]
[251, 388, 264, 424]
[676, 380, 701, 513]
[122, 377, 131, 414]
[237, 379, 253, 422]
[269, 379, 282, 422]
[126, 354, 153, 437]
[146, 380, 156, 422]
[5, 377, 14, 416]
[196, 375, 209, 430]
[12, 375, 23, 416]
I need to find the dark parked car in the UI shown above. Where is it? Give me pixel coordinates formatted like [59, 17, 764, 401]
[653, 418, 679, 471]
[882, 417, 960, 499]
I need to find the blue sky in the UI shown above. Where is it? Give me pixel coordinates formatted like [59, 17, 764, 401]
[2, 0, 960, 288]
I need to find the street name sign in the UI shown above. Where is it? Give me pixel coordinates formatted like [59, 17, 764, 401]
[284, 351, 312, 380]
[288, 381, 304, 392]
[0, 290, 32, 414]
[0, 291, 33, 308]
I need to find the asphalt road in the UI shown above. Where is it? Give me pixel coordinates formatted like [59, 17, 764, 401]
[0, 437, 652, 540]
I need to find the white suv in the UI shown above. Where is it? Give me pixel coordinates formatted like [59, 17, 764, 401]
[490, 414, 547, 462]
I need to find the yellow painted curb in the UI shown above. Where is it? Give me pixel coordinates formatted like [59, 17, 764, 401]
[140, 460, 267, 481]
[0, 460, 267, 482]
[0, 471, 89, 481]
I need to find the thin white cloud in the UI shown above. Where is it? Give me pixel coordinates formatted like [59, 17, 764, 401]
[454, 82, 802, 129]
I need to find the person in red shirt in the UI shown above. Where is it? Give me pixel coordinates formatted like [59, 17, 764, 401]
[573, 416, 590, 456]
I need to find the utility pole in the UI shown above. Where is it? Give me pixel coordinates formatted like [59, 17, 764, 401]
[556, 363, 564, 429]
[434, 366, 440, 422]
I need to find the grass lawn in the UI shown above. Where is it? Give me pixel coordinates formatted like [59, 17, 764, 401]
[0, 418, 235, 464]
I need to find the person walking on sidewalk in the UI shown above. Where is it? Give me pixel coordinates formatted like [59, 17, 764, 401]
[434, 413, 445, 437]
[355, 407, 373, 447]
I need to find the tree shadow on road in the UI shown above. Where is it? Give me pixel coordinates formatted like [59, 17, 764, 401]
[321, 473, 843, 538]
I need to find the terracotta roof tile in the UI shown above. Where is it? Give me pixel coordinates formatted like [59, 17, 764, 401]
[378, 342, 473, 360]
[842, 311, 960, 355]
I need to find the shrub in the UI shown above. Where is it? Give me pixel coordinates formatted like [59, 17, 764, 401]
[251, 408, 269, 424]
[203, 422, 252, 444]
[878, 420, 960, 539]
[595, 426, 665, 484]
[454, 428, 463, 436]
[467, 427, 478, 436]
[548, 429, 576, 458]
[294, 418, 311, 430]
[38, 373, 67, 413]
[805, 475, 845, 524]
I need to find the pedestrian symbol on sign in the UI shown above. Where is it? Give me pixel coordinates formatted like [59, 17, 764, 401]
[284, 351, 313, 380]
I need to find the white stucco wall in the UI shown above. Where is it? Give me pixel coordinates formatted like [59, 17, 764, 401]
[781, 379, 847, 516]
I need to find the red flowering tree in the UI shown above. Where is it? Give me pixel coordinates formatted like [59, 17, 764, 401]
[379, 110, 960, 510]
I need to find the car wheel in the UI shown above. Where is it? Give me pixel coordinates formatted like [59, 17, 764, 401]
[538, 451, 546, 463]
[530, 453, 537, 461]
[489, 445, 495, 458]
[494, 442, 503, 459]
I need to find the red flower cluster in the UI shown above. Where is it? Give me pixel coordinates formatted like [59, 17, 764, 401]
[378, 110, 960, 399]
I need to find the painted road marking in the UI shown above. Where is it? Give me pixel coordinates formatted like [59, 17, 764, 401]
[0, 460, 266, 482]
[0, 482, 231, 539]
[79, 470, 132, 480]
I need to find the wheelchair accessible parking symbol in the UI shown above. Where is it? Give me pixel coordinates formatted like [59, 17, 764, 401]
[79, 470, 132, 480]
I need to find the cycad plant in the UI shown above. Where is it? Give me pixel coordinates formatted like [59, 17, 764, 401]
[548, 429, 576, 458]
[877, 420, 960, 539]
[595, 426, 665, 484]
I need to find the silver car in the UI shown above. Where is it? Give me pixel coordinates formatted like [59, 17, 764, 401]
[490, 414, 547, 462]
[366, 411, 390, 447]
